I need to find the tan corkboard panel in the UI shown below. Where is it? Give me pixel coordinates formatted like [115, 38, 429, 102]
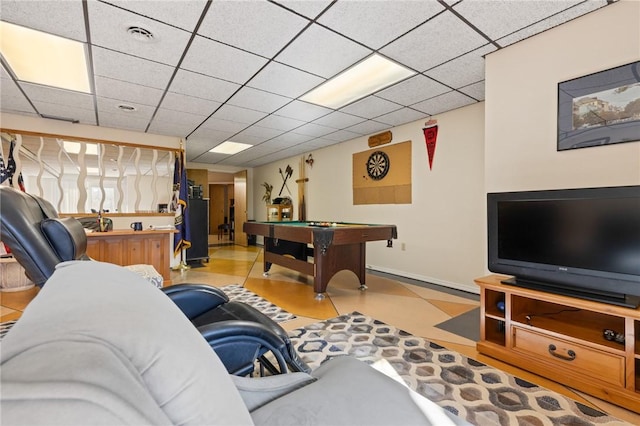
[353, 141, 411, 205]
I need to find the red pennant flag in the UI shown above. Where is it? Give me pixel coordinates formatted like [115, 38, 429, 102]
[423, 125, 438, 170]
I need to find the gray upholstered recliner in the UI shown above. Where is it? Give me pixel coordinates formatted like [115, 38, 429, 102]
[0, 186, 309, 376]
[0, 261, 468, 425]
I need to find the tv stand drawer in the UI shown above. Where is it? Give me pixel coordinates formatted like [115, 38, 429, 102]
[511, 326, 625, 387]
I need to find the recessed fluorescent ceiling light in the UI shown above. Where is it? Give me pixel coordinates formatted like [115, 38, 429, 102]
[0, 21, 91, 93]
[209, 141, 252, 155]
[63, 141, 98, 155]
[301, 54, 415, 109]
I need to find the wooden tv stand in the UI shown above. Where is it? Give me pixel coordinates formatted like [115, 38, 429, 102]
[476, 274, 640, 413]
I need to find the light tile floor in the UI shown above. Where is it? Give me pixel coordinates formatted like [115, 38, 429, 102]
[2, 240, 639, 424]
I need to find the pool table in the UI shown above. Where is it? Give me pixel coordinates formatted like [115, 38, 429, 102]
[243, 221, 397, 299]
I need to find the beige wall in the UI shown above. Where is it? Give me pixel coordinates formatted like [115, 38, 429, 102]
[485, 0, 640, 193]
[252, 102, 486, 293]
[251, 1, 640, 293]
[1, 112, 181, 149]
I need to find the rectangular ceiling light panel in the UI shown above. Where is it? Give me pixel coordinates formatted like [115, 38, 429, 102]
[301, 54, 416, 109]
[0, 21, 91, 93]
[209, 141, 253, 154]
[63, 141, 98, 155]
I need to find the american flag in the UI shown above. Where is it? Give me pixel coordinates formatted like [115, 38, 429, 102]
[0, 140, 25, 191]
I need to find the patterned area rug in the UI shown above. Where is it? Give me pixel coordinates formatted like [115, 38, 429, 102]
[214, 284, 296, 323]
[289, 312, 628, 426]
[0, 285, 295, 340]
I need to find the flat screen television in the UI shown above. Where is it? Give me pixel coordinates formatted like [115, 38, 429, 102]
[487, 185, 640, 308]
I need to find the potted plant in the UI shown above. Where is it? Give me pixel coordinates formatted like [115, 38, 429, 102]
[261, 182, 273, 204]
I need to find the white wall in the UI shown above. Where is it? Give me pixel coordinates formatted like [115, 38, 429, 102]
[252, 102, 486, 293]
[485, 0, 640, 193]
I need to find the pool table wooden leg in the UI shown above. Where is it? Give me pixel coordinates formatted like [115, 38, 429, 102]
[313, 243, 367, 296]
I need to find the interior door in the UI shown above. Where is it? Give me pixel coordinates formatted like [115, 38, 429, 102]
[233, 170, 248, 246]
[208, 184, 226, 236]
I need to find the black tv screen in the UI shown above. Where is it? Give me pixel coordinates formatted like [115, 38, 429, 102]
[487, 185, 640, 308]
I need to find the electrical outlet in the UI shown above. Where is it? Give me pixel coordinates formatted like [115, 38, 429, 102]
[401, 243, 406, 251]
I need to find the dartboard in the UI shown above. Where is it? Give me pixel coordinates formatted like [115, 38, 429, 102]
[366, 151, 390, 180]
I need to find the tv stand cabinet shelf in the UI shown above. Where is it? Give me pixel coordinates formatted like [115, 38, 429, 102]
[476, 274, 640, 413]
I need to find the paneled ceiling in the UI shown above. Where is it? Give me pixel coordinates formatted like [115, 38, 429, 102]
[0, 0, 613, 168]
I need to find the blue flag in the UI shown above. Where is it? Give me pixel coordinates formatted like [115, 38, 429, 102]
[172, 151, 191, 256]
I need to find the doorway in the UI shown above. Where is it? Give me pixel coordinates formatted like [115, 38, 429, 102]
[208, 183, 234, 242]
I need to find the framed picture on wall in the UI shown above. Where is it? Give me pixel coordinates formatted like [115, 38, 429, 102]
[557, 61, 640, 151]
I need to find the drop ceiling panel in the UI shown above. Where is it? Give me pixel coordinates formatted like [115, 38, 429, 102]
[344, 120, 390, 136]
[147, 120, 198, 138]
[184, 137, 225, 158]
[92, 47, 175, 90]
[256, 137, 298, 150]
[227, 87, 292, 113]
[88, 1, 191, 66]
[20, 83, 94, 110]
[198, 1, 309, 58]
[226, 133, 269, 146]
[94, 76, 165, 106]
[248, 62, 325, 99]
[0, 78, 36, 114]
[274, 100, 332, 122]
[1, 66, 12, 79]
[180, 36, 268, 84]
[96, 97, 156, 121]
[271, 0, 333, 20]
[425, 44, 496, 89]
[0, 0, 87, 42]
[411, 91, 476, 115]
[187, 150, 229, 164]
[376, 75, 450, 106]
[168, 69, 241, 102]
[317, 1, 445, 50]
[209, 104, 267, 125]
[453, 0, 584, 40]
[255, 115, 305, 132]
[234, 125, 285, 141]
[265, 132, 315, 146]
[322, 129, 361, 142]
[150, 107, 207, 128]
[0, 0, 616, 169]
[199, 116, 248, 134]
[33, 101, 96, 125]
[339, 96, 402, 119]
[242, 151, 291, 167]
[275, 24, 371, 78]
[298, 137, 337, 149]
[458, 81, 485, 101]
[374, 108, 427, 127]
[496, 1, 608, 47]
[381, 11, 487, 72]
[187, 128, 235, 149]
[160, 92, 221, 116]
[101, 0, 207, 32]
[290, 122, 335, 138]
[312, 111, 366, 129]
[185, 136, 215, 151]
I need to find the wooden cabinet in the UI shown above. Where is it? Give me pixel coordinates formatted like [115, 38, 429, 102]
[267, 204, 293, 221]
[476, 274, 640, 413]
[86, 229, 174, 284]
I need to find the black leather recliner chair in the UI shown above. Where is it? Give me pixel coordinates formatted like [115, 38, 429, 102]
[0, 186, 310, 376]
